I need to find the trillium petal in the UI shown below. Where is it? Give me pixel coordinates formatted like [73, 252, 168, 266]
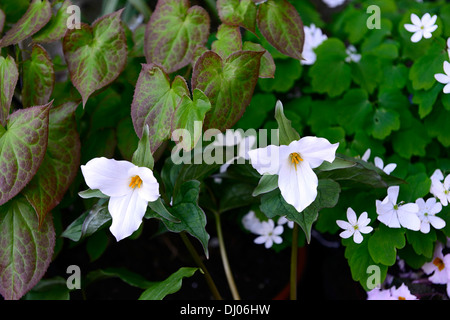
[127, 166, 160, 202]
[81, 157, 136, 197]
[411, 31, 423, 43]
[248, 145, 282, 175]
[108, 190, 148, 241]
[278, 158, 318, 213]
[289, 136, 338, 168]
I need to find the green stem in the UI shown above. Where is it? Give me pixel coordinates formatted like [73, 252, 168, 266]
[215, 213, 241, 300]
[290, 223, 299, 300]
[180, 232, 223, 300]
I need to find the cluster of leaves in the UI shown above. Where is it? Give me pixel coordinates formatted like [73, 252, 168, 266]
[1, 0, 448, 300]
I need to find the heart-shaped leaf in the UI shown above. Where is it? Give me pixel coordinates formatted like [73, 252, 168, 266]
[0, 195, 55, 300]
[0, 55, 19, 127]
[131, 63, 189, 152]
[33, 0, 73, 43]
[217, 0, 257, 33]
[256, 0, 304, 60]
[0, 0, 52, 48]
[22, 44, 55, 108]
[22, 101, 80, 226]
[0, 103, 51, 206]
[63, 9, 127, 106]
[192, 50, 263, 131]
[144, 0, 210, 73]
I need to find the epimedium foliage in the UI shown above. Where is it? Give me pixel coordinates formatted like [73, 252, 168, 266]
[0, 0, 449, 301]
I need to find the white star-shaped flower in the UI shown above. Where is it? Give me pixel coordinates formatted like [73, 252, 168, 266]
[375, 186, 421, 230]
[253, 219, 284, 249]
[248, 136, 338, 213]
[430, 170, 450, 206]
[374, 156, 397, 175]
[336, 208, 373, 244]
[81, 157, 160, 241]
[435, 61, 450, 94]
[345, 45, 361, 63]
[301, 24, 328, 65]
[416, 197, 445, 233]
[422, 243, 450, 285]
[404, 13, 438, 43]
[389, 283, 418, 300]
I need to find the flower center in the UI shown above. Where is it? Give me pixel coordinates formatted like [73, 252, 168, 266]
[433, 257, 445, 271]
[398, 296, 406, 300]
[129, 175, 143, 189]
[290, 152, 303, 171]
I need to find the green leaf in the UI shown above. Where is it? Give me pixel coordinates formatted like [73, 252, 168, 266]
[147, 197, 179, 223]
[211, 24, 242, 59]
[217, 0, 256, 32]
[412, 83, 442, 119]
[392, 118, 431, 160]
[0, 0, 52, 48]
[172, 89, 211, 152]
[0, 103, 51, 206]
[310, 38, 351, 97]
[22, 44, 55, 109]
[242, 41, 275, 78]
[370, 107, 400, 140]
[368, 224, 405, 266]
[256, 0, 304, 60]
[86, 267, 153, 290]
[63, 9, 127, 106]
[144, 0, 210, 73]
[424, 106, 450, 147]
[405, 229, 436, 259]
[162, 180, 210, 258]
[192, 50, 263, 131]
[0, 196, 55, 300]
[139, 267, 198, 300]
[23, 277, 69, 300]
[0, 55, 18, 127]
[258, 57, 301, 92]
[131, 63, 189, 152]
[33, 0, 72, 43]
[78, 188, 108, 199]
[252, 174, 278, 197]
[22, 102, 80, 226]
[350, 55, 382, 94]
[131, 124, 154, 170]
[336, 88, 372, 135]
[274, 100, 300, 145]
[398, 172, 431, 203]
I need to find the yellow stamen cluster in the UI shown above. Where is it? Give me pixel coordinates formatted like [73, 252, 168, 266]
[290, 152, 303, 171]
[433, 257, 445, 271]
[129, 175, 143, 189]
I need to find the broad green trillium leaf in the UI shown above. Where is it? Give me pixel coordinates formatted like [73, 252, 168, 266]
[192, 50, 263, 131]
[0, 102, 51, 206]
[0, 195, 55, 300]
[22, 102, 80, 226]
[131, 63, 189, 153]
[0, 0, 52, 48]
[0, 55, 19, 127]
[144, 0, 210, 73]
[256, 0, 304, 60]
[22, 44, 55, 109]
[63, 9, 127, 106]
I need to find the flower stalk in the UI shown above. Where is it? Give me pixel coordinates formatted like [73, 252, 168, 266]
[290, 223, 299, 300]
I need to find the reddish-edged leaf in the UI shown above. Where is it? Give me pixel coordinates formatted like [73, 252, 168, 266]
[211, 24, 242, 59]
[0, 55, 18, 127]
[22, 101, 80, 226]
[0, 195, 55, 300]
[131, 63, 189, 153]
[256, 0, 304, 60]
[0, 103, 51, 206]
[144, 0, 210, 73]
[63, 9, 127, 106]
[192, 50, 263, 131]
[0, 0, 52, 48]
[242, 41, 275, 78]
[22, 44, 55, 108]
[217, 0, 257, 33]
[33, 0, 73, 43]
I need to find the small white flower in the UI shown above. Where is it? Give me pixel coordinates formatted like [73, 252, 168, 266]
[447, 38, 450, 59]
[301, 24, 328, 65]
[416, 197, 445, 233]
[435, 61, 450, 94]
[375, 186, 421, 230]
[422, 243, 450, 284]
[254, 219, 284, 249]
[322, 0, 346, 8]
[345, 45, 361, 63]
[374, 156, 397, 175]
[430, 171, 450, 206]
[81, 157, 160, 241]
[361, 148, 371, 162]
[366, 288, 394, 300]
[404, 13, 438, 43]
[242, 210, 263, 234]
[278, 216, 294, 229]
[389, 283, 418, 300]
[248, 136, 338, 213]
[336, 208, 373, 244]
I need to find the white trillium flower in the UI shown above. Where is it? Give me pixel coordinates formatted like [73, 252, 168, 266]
[336, 208, 373, 244]
[435, 61, 450, 94]
[81, 157, 160, 241]
[248, 136, 338, 213]
[415, 197, 445, 233]
[253, 219, 284, 249]
[375, 186, 421, 230]
[430, 171, 450, 206]
[404, 13, 438, 43]
[301, 24, 328, 65]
